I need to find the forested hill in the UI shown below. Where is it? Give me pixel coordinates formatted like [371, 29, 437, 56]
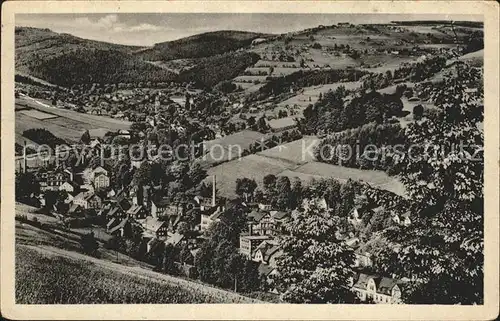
[15, 27, 176, 86]
[15, 27, 270, 87]
[135, 30, 272, 61]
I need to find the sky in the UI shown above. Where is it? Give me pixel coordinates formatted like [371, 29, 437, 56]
[16, 13, 483, 47]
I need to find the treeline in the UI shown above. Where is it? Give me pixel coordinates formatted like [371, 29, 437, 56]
[297, 87, 404, 135]
[315, 122, 407, 173]
[25, 48, 177, 86]
[137, 31, 264, 61]
[251, 69, 369, 100]
[392, 56, 447, 82]
[177, 51, 260, 88]
[22, 128, 66, 149]
[242, 129, 303, 156]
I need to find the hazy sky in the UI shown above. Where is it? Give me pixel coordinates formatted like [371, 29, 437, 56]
[16, 13, 483, 46]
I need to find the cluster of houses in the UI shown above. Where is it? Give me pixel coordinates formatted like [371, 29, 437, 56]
[235, 197, 405, 303]
[22, 132, 406, 303]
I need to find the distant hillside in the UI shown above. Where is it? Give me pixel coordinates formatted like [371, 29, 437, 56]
[391, 20, 483, 28]
[15, 27, 176, 86]
[177, 51, 260, 87]
[136, 30, 270, 61]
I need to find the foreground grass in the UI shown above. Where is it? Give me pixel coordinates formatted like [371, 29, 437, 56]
[15, 246, 257, 304]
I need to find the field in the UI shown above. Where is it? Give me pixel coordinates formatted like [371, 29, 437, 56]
[15, 96, 131, 144]
[206, 153, 296, 198]
[207, 137, 405, 198]
[200, 130, 269, 166]
[277, 81, 363, 109]
[257, 136, 319, 164]
[289, 161, 406, 196]
[19, 109, 58, 120]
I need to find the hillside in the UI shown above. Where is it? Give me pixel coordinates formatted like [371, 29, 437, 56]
[177, 51, 260, 87]
[136, 30, 271, 61]
[15, 27, 176, 86]
[15, 210, 261, 304]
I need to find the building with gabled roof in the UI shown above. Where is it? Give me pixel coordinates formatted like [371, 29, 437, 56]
[126, 204, 147, 219]
[352, 273, 403, 304]
[141, 216, 168, 238]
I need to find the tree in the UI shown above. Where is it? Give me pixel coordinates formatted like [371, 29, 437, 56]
[376, 64, 484, 304]
[274, 176, 292, 210]
[176, 221, 190, 235]
[263, 174, 277, 192]
[130, 121, 147, 133]
[105, 235, 126, 253]
[274, 202, 356, 303]
[413, 104, 424, 120]
[80, 232, 99, 256]
[80, 130, 91, 145]
[15, 172, 40, 202]
[44, 190, 68, 210]
[235, 178, 257, 202]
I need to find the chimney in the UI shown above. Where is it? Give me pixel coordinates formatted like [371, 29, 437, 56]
[212, 175, 216, 207]
[23, 140, 27, 173]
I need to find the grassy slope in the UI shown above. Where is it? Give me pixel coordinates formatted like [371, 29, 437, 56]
[16, 245, 260, 303]
[15, 208, 261, 304]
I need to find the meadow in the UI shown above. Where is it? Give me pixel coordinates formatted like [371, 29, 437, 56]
[207, 137, 406, 198]
[16, 246, 259, 304]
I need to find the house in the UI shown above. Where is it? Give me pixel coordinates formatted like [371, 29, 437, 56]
[239, 235, 272, 259]
[107, 206, 125, 219]
[89, 139, 101, 150]
[151, 198, 170, 218]
[82, 166, 103, 184]
[352, 273, 402, 304]
[247, 210, 274, 236]
[112, 189, 132, 211]
[59, 181, 79, 194]
[348, 208, 363, 225]
[141, 217, 168, 238]
[93, 172, 110, 190]
[252, 240, 281, 266]
[72, 192, 102, 209]
[195, 175, 218, 211]
[270, 210, 289, 234]
[165, 232, 184, 247]
[68, 203, 82, 214]
[200, 205, 225, 232]
[354, 250, 373, 268]
[108, 218, 131, 237]
[40, 168, 74, 191]
[258, 202, 272, 211]
[126, 204, 147, 219]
